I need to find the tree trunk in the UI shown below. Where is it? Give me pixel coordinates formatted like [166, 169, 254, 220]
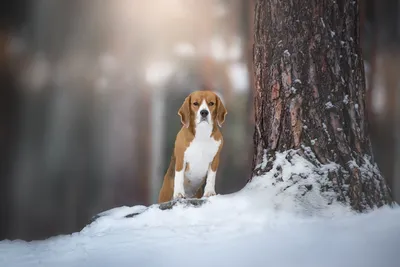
[251, 0, 393, 211]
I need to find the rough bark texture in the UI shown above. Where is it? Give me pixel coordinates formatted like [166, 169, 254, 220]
[251, 0, 393, 211]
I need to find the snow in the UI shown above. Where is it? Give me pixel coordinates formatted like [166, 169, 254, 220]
[343, 94, 349, 104]
[283, 50, 291, 57]
[325, 101, 334, 109]
[320, 18, 326, 28]
[311, 138, 317, 145]
[1, 151, 400, 267]
[322, 123, 332, 142]
[294, 79, 302, 84]
[253, 150, 350, 216]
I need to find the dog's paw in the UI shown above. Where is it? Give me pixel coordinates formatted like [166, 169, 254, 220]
[173, 192, 186, 200]
[203, 191, 216, 198]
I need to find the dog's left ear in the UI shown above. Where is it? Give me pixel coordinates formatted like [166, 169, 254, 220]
[178, 96, 191, 128]
[216, 95, 227, 127]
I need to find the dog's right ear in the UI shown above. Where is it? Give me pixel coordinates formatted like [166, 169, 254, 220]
[178, 96, 191, 128]
[216, 94, 227, 127]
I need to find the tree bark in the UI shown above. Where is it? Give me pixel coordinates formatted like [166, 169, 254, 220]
[251, 0, 393, 211]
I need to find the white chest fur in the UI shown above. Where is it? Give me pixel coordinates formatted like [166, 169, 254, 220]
[183, 123, 221, 197]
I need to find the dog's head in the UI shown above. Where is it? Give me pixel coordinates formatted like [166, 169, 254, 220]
[178, 90, 227, 129]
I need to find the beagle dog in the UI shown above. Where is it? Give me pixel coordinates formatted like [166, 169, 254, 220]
[158, 90, 227, 203]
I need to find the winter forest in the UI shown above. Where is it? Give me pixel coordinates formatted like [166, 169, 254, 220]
[1, 1, 400, 266]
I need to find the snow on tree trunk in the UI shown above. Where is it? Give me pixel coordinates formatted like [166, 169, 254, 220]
[250, 0, 393, 211]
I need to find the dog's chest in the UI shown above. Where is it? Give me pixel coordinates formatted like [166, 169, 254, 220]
[184, 127, 220, 193]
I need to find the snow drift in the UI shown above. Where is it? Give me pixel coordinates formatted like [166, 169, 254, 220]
[1, 151, 399, 267]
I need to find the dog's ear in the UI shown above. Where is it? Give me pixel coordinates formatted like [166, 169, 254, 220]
[178, 96, 191, 128]
[216, 95, 227, 127]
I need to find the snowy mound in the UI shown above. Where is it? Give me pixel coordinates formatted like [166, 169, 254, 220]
[249, 149, 354, 217]
[1, 151, 399, 267]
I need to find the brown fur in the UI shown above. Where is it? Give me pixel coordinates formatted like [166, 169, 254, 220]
[158, 91, 227, 203]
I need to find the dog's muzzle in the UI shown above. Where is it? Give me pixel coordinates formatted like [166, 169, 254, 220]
[200, 109, 209, 118]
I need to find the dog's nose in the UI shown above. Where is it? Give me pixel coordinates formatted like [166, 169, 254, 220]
[200, 110, 209, 118]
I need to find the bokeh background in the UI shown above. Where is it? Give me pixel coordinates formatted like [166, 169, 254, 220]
[0, 0, 399, 241]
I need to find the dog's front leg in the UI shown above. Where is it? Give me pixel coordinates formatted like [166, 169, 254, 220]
[203, 152, 220, 198]
[173, 154, 186, 199]
[203, 167, 217, 197]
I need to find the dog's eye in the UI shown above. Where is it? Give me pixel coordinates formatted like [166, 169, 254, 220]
[193, 102, 199, 106]
[209, 102, 214, 106]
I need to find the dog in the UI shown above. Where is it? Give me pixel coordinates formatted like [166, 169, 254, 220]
[158, 90, 227, 203]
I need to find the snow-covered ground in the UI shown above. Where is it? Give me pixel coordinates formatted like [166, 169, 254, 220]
[1, 151, 400, 267]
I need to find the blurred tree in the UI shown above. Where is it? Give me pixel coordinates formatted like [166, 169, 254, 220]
[250, 0, 393, 211]
[243, 0, 255, 182]
[0, 0, 28, 240]
[0, 34, 20, 240]
[367, 0, 400, 202]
